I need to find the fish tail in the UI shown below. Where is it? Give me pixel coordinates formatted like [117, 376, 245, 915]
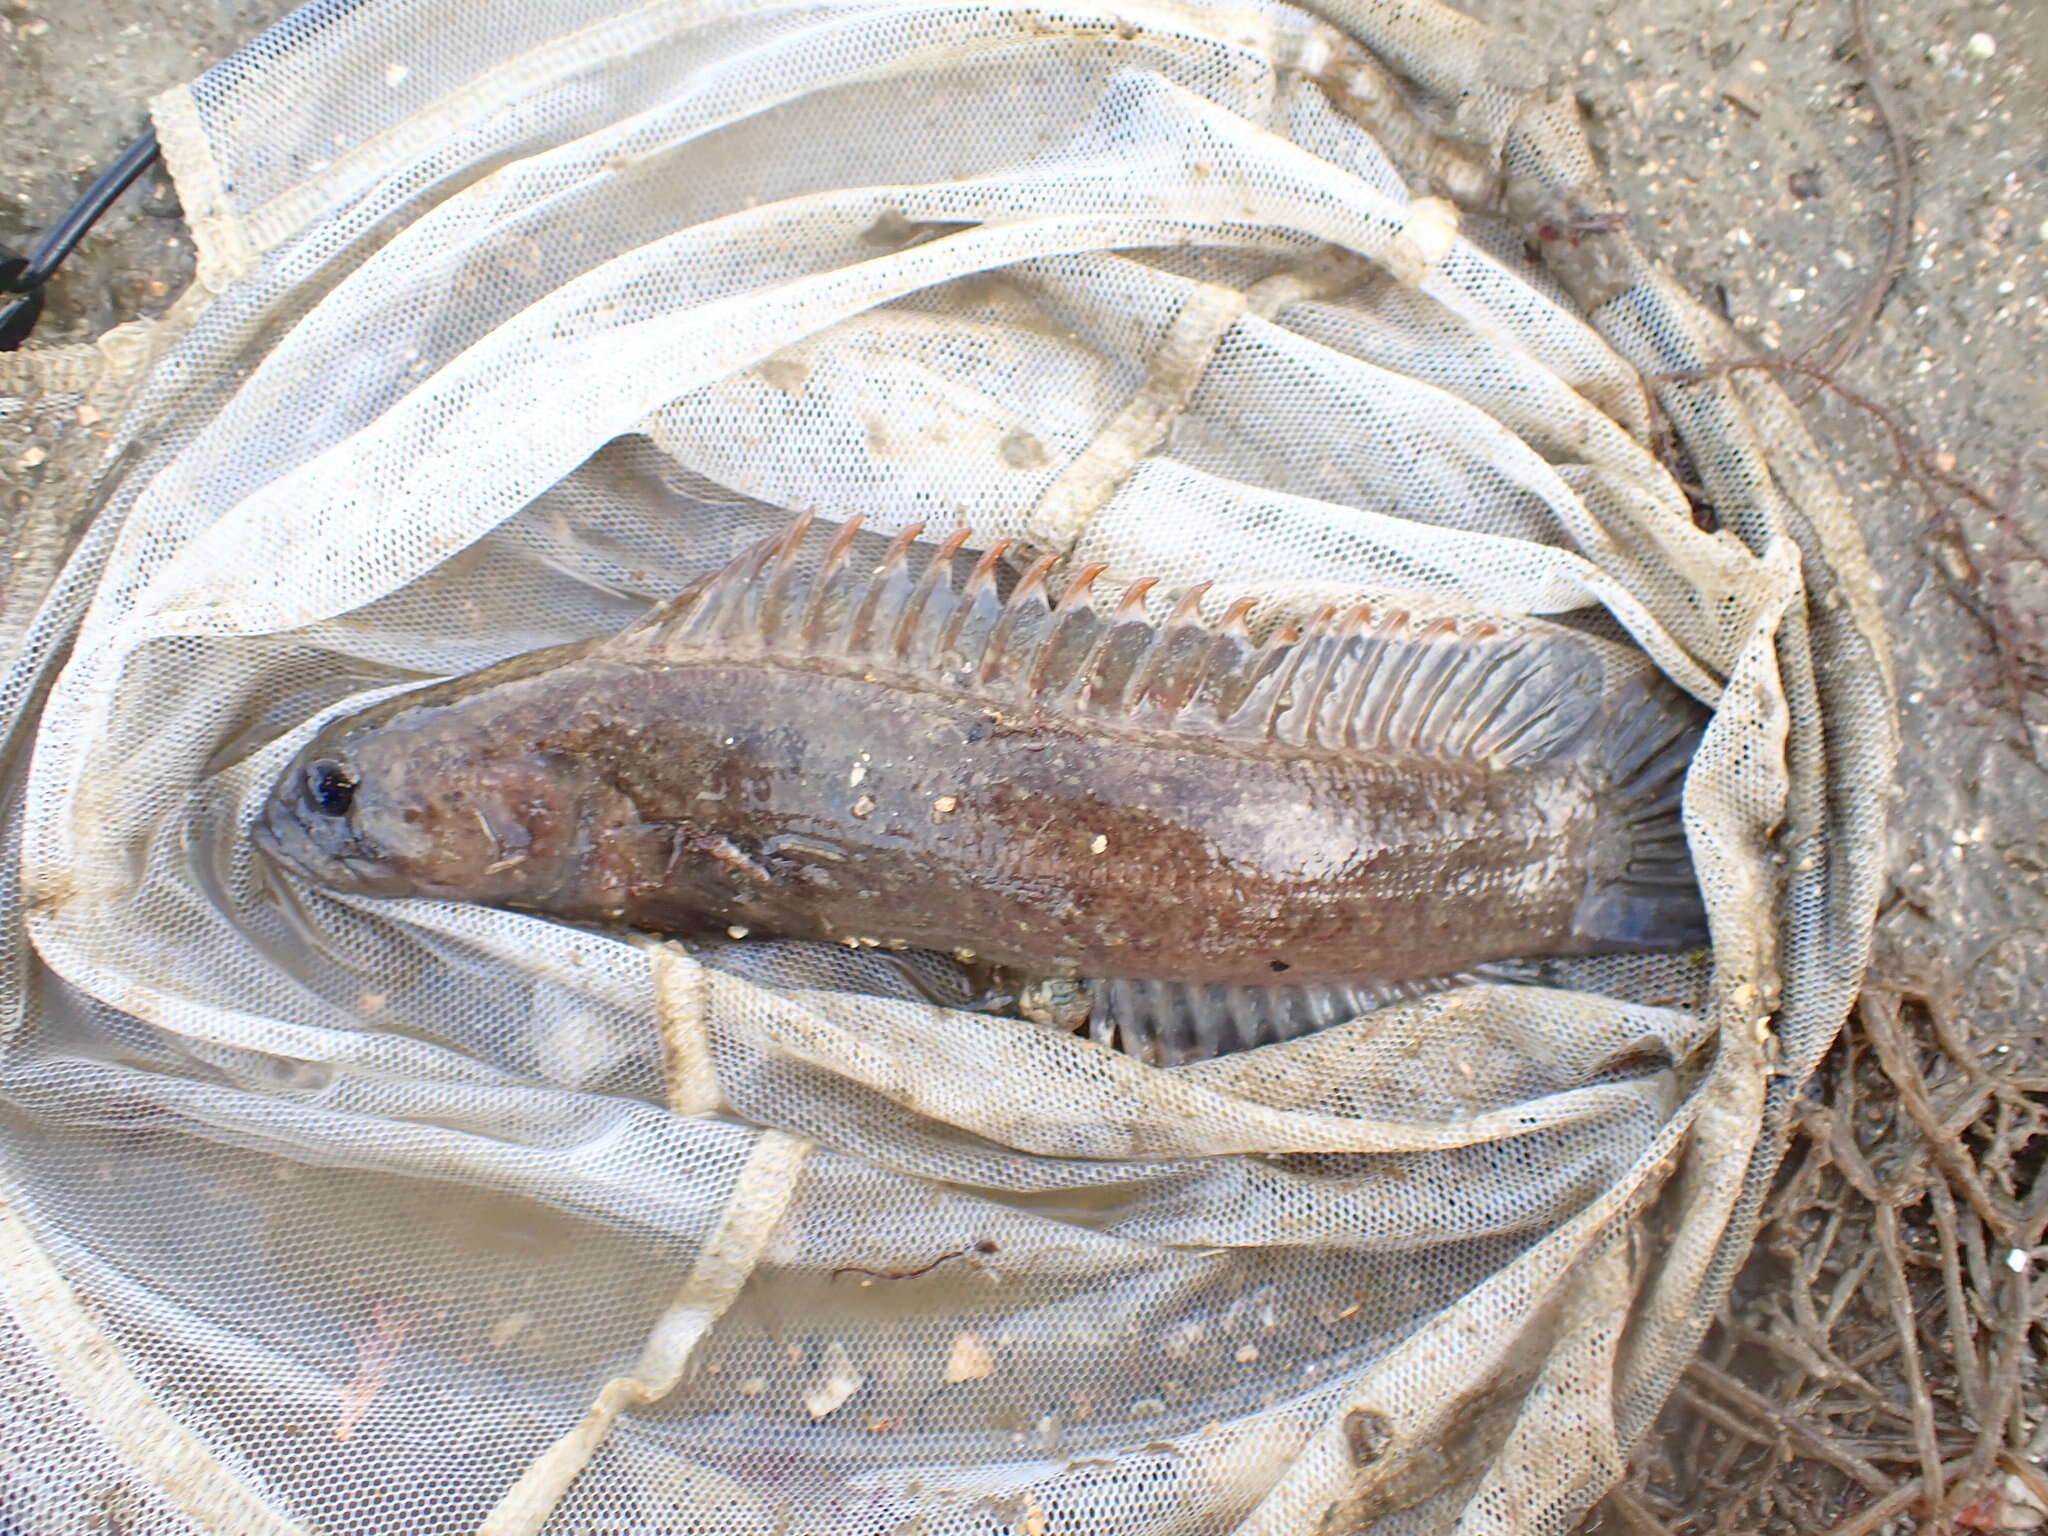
[1573, 675, 1711, 951]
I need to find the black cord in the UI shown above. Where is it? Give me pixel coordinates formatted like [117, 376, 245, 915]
[1, 128, 163, 351]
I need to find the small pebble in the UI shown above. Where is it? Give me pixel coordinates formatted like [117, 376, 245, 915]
[1965, 31, 1996, 58]
[1090, 834, 1108, 854]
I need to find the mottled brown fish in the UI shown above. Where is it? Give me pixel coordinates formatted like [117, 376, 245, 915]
[258, 515, 1707, 1063]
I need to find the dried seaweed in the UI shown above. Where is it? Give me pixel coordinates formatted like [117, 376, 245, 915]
[1584, 980, 2045, 1533]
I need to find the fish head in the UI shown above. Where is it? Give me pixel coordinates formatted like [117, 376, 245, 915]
[256, 649, 613, 908]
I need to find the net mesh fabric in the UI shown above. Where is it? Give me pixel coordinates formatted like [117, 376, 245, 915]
[0, 1, 1892, 1532]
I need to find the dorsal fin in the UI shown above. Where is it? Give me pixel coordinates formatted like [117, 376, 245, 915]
[601, 517, 1603, 768]
[893, 526, 972, 664]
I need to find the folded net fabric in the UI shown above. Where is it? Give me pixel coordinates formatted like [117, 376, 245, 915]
[0, 3, 1891, 1531]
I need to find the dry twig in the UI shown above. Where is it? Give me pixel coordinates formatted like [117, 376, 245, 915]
[1928, 1177, 1987, 1428]
[1683, 1357, 1893, 1495]
[1816, 1457, 1978, 1536]
[1602, 1483, 1681, 1536]
[1794, 0, 1915, 382]
[1860, 992, 2019, 1245]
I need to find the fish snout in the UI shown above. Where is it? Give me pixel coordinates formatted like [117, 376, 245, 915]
[254, 774, 386, 893]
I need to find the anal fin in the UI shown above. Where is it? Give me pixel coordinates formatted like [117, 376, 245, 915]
[1079, 975, 1473, 1066]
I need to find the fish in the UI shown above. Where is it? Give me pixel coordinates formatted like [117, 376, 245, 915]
[257, 514, 1708, 1064]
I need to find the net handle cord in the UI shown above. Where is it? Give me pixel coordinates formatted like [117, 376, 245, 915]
[1, 128, 162, 351]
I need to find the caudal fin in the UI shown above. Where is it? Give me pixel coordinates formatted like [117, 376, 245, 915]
[1573, 676, 1711, 951]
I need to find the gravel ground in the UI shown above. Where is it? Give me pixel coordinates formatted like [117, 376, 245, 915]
[3, 0, 2043, 1528]
[0, 1, 297, 337]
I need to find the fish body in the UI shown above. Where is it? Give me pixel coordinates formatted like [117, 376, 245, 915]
[260, 517, 1707, 1061]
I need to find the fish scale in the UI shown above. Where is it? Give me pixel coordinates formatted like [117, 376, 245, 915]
[259, 513, 1710, 1063]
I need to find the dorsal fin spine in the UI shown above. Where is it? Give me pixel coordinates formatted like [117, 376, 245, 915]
[1099, 618, 1160, 715]
[1063, 577, 1152, 711]
[980, 555, 1057, 685]
[935, 541, 1011, 673]
[701, 535, 780, 646]
[654, 568, 722, 648]
[845, 521, 923, 658]
[1027, 564, 1107, 698]
[965, 542, 1011, 595]
[797, 515, 864, 650]
[1298, 605, 1368, 747]
[1185, 600, 1259, 727]
[1114, 577, 1158, 621]
[1165, 583, 1210, 627]
[1263, 606, 1337, 743]
[637, 578, 705, 652]
[1227, 607, 1330, 739]
[753, 511, 817, 650]
[1091, 578, 1159, 710]
[1125, 583, 1210, 717]
[1166, 603, 1249, 722]
[891, 527, 971, 661]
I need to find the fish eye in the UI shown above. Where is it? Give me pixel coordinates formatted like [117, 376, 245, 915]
[305, 760, 356, 817]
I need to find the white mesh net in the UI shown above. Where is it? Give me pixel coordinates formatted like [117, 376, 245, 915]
[0, 1, 1893, 1532]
